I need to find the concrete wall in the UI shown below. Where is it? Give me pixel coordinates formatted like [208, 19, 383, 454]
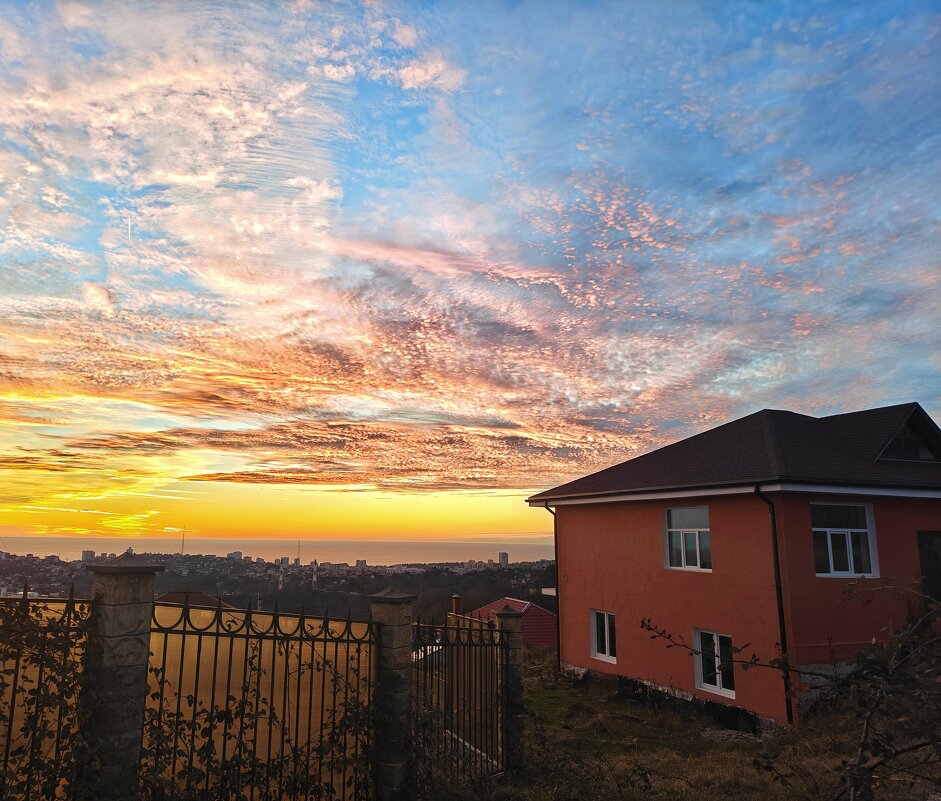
[556, 493, 789, 723]
[776, 493, 941, 666]
[556, 490, 941, 725]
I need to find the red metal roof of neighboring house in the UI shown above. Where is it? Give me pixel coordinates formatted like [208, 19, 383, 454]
[468, 597, 558, 649]
[528, 402, 941, 503]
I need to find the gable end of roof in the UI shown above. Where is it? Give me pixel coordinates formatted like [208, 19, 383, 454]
[876, 404, 941, 463]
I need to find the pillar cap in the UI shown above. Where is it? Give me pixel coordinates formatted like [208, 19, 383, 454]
[369, 588, 416, 604]
[86, 552, 165, 574]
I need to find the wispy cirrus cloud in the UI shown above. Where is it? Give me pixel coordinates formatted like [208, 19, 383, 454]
[0, 1, 938, 539]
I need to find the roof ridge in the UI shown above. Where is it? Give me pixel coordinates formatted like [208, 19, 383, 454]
[821, 401, 920, 422]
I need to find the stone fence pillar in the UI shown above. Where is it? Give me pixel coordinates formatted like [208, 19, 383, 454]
[85, 555, 164, 801]
[495, 605, 524, 771]
[370, 589, 416, 801]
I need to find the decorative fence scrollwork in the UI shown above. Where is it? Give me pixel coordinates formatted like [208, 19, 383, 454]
[143, 599, 378, 801]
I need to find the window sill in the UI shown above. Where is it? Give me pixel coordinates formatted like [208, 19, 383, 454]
[665, 566, 713, 573]
[591, 653, 617, 665]
[696, 682, 735, 700]
[814, 572, 879, 579]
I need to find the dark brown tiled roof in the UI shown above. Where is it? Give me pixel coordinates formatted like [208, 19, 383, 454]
[528, 402, 941, 503]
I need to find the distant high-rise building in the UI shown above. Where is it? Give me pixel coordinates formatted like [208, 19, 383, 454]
[279, 556, 290, 568]
[227, 550, 243, 560]
[355, 559, 367, 572]
[294, 557, 301, 567]
[81, 550, 96, 562]
[125, 546, 134, 554]
[311, 560, 319, 590]
[256, 557, 265, 564]
[499, 551, 509, 568]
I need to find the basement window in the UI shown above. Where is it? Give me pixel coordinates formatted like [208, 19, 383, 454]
[590, 609, 616, 664]
[694, 629, 736, 699]
[666, 507, 712, 571]
[811, 504, 878, 578]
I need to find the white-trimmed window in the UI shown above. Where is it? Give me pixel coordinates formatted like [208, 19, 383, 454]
[666, 507, 712, 570]
[590, 609, 616, 663]
[694, 629, 735, 698]
[811, 504, 877, 577]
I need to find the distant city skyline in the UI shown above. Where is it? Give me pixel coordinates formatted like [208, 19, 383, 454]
[0, 535, 553, 566]
[1, 2, 938, 544]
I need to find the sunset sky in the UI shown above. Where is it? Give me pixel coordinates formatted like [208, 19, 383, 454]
[1, 1, 939, 545]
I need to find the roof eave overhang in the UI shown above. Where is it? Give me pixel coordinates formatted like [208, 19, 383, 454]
[527, 480, 941, 507]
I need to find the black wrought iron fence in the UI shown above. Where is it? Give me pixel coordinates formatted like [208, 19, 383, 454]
[1, 579, 518, 801]
[0, 588, 92, 801]
[411, 615, 508, 786]
[142, 599, 378, 801]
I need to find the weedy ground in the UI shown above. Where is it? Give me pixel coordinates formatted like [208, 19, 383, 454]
[423, 657, 938, 801]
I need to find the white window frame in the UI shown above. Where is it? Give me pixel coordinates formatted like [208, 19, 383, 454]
[693, 628, 736, 699]
[811, 503, 880, 578]
[664, 507, 712, 572]
[590, 609, 616, 664]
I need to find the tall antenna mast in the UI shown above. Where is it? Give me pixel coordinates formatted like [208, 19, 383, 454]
[181, 526, 186, 555]
[297, 539, 301, 562]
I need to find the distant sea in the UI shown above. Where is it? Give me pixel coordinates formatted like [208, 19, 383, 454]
[0, 537, 554, 566]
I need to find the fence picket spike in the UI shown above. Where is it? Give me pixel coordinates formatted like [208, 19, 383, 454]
[63, 582, 76, 617]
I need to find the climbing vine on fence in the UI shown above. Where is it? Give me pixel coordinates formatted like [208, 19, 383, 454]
[0, 592, 91, 801]
[139, 622, 374, 801]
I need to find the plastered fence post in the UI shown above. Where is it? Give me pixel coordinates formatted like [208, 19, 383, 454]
[495, 605, 524, 771]
[85, 555, 164, 801]
[370, 589, 416, 801]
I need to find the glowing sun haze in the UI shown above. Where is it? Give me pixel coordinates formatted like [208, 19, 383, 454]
[0, 1, 939, 544]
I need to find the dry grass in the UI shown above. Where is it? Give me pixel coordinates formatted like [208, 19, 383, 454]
[423, 665, 939, 801]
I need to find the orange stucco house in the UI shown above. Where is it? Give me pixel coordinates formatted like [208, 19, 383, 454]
[527, 402, 941, 727]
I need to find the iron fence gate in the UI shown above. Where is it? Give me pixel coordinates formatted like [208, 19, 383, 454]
[411, 615, 509, 784]
[143, 599, 378, 801]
